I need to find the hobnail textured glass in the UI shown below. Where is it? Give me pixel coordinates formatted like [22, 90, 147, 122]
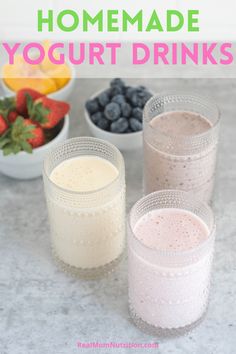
[143, 93, 220, 203]
[128, 190, 215, 337]
[43, 137, 126, 279]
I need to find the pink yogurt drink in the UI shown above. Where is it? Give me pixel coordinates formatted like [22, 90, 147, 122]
[143, 94, 220, 203]
[128, 190, 215, 336]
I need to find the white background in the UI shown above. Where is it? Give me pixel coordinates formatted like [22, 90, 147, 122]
[0, 0, 236, 41]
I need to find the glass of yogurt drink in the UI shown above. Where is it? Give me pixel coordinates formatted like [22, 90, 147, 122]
[143, 93, 220, 203]
[43, 137, 126, 278]
[128, 190, 215, 337]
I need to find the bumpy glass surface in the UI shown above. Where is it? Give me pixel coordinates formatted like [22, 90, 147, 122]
[143, 93, 220, 203]
[128, 190, 215, 337]
[43, 137, 126, 279]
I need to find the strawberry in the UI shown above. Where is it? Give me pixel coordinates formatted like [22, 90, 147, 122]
[0, 97, 20, 124]
[0, 115, 8, 135]
[29, 97, 70, 129]
[0, 96, 15, 123]
[23, 119, 45, 148]
[0, 116, 44, 155]
[16, 88, 44, 117]
[7, 111, 19, 123]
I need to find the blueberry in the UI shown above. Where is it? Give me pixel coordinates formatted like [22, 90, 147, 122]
[125, 128, 132, 134]
[112, 94, 126, 106]
[131, 92, 143, 108]
[110, 85, 123, 97]
[125, 87, 136, 101]
[130, 118, 143, 132]
[136, 90, 146, 98]
[104, 102, 121, 121]
[110, 118, 129, 133]
[85, 99, 99, 114]
[110, 78, 125, 89]
[136, 85, 146, 92]
[97, 117, 110, 131]
[142, 91, 153, 106]
[97, 91, 110, 107]
[91, 111, 103, 124]
[132, 107, 143, 122]
[121, 102, 132, 118]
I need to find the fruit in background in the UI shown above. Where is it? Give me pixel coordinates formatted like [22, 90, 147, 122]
[46, 65, 71, 89]
[0, 89, 70, 155]
[85, 78, 153, 134]
[0, 96, 16, 121]
[4, 77, 57, 96]
[29, 96, 70, 129]
[85, 99, 100, 115]
[7, 111, 18, 123]
[0, 115, 8, 135]
[98, 91, 110, 107]
[129, 118, 143, 132]
[110, 118, 129, 133]
[2, 42, 72, 95]
[97, 116, 110, 131]
[0, 117, 44, 155]
[3, 55, 57, 95]
[40, 40, 71, 89]
[16, 88, 45, 116]
[40, 40, 61, 73]
[104, 102, 121, 121]
[23, 119, 45, 148]
[132, 107, 143, 122]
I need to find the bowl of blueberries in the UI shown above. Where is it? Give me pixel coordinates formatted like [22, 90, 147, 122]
[85, 79, 153, 151]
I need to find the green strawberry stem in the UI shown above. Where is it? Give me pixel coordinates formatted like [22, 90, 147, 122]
[0, 97, 15, 123]
[26, 94, 50, 124]
[0, 116, 35, 155]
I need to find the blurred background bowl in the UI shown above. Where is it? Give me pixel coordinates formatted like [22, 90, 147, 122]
[85, 89, 143, 151]
[1, 62, 76, 101]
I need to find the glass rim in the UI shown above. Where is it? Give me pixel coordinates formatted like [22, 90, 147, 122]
[129, 189, 216, 258]
[43, 136, 125, 196]
[143, 91, 221, 140]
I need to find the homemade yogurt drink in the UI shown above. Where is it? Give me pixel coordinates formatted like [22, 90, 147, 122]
[50, 156, 118, 193]
[143, 94, 220, 203]
[43, 137, 125, 278]
[128, 190, 215, 336]
[133, 208, 209, 252]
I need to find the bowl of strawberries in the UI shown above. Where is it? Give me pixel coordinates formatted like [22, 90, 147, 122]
[0, 88, 70, 179]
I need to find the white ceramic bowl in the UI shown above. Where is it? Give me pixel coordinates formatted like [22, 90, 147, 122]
[85, 90, 143, 151]
[1, 62, 76, 101]
[0, 115, 69, 180]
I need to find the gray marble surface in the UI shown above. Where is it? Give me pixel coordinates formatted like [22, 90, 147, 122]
[0, 79, 236, 354]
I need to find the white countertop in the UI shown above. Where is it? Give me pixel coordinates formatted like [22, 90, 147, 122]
[0, 78, 235, 354]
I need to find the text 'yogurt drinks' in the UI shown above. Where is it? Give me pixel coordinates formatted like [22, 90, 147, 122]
[43, 138, 125, 278]
[143, 94, 220, 203]
[128, 190, 215, 336]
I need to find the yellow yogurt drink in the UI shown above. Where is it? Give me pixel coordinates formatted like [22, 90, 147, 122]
[43, 138, 126, 277]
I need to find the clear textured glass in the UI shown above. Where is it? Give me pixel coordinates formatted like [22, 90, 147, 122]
[143, 93, 220, 203]
[128, 190, 215, 337]
[43, 137, 126, 279]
